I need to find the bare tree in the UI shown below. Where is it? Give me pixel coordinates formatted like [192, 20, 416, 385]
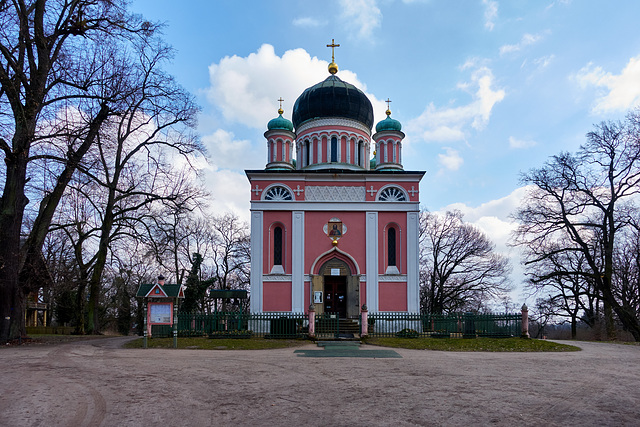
[0, 0, 157, 341]
[512, 110, 640, 341]
[75, 40, 200, 332]
[612, 224, 640, 323]
[523, 239, 598, 338]
[419, 210, 511, 314]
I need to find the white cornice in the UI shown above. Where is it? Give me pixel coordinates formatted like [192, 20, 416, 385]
[296, 117, 372, 136]
[245, 172, 425, 182]
[263, 275, 292, 282]
[250, 201, 420, 212]
[378, 275, 408, 282]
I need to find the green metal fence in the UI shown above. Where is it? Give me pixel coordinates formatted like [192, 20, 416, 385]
[173, 311, 521, 339]
[368, 312, 521, 338]
[177, 312, 308, 339]
[315, 312, 340, 339]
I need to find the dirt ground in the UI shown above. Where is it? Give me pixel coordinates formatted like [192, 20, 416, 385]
[1, 337, 639, 427]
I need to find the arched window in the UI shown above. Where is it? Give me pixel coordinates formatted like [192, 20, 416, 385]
[305, 140, 310, 166]
[331, 136, 338, 162]
[378, 186, 407, 201]
[274, 226, 283, 266]
[264, 186, 292, 201]
[388, 227, 397, 267]
[354, 140, 359, 166]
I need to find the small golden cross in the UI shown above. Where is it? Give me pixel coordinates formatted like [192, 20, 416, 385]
[327, 38, 340, 63]
[277, 97, 284, 108]
[385, 98, 392, 109]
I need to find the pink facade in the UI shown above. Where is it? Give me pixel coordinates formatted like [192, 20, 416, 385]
[248, 65, 423, 316]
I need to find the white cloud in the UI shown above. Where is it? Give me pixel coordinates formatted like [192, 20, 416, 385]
[407, 65, 505, 143]
[438, 187, 532, 296]
[573, 55, 640, 113]
[443, 186, 529, 224]
[500, 33, 544, 55]
[508, 136, 537, 149]
[206, 43, 386, 130]
[438, 147, 463, 171]
[533, 55, 554, 70]
[292, 17, 326, 27]
[482, 0, 498, 31]
[202, 129, 262, 170]
[338, 0, 382, 40]
[203, 168, 252, 224]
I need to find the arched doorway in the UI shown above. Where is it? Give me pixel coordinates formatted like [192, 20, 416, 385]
[313, 258, 360, 319]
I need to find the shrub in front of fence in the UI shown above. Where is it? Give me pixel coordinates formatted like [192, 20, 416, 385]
[395, 328, 420, 338]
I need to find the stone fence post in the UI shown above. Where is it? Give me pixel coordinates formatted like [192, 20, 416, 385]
[361, 305, 368, 337]
[521, 304, 530, 338]
[308, 305, 315, 338]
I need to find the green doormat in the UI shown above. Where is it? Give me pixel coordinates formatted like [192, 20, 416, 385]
[295, 342, 402, 358]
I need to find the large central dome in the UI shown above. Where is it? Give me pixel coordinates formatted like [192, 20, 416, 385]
[292, 75, 374, 130]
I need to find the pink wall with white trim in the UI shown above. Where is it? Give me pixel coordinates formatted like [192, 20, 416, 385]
[378, 282, 408, 311]
[263, 282, 292, 311]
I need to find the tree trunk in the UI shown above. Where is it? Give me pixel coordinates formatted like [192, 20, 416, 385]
[74, 283, 87, 335]
[87, 193, 116, 334]
[0, 139, 30, 342]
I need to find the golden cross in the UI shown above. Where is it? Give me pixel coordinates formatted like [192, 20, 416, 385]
[327, 38, 340, 63]
[385, 98, 392, 109]
[277, 97, 284, 114]
[277, 97, 284, 108]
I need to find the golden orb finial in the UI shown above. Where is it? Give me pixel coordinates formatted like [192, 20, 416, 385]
[385, 98, 392, 116]
[277, 97, 284, 115]
[332, 238, 339, 246]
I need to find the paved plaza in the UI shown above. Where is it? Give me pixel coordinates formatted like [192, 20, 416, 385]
[1, 337, 639, 426]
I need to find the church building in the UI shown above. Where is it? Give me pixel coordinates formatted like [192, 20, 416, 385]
[246, 43, 424, 317]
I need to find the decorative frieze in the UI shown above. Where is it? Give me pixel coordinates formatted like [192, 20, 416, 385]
[306, 186, 366, 201]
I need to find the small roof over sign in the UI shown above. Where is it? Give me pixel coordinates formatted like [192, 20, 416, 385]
[136, 283, 184, 298]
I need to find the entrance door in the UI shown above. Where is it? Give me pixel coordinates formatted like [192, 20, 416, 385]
[324, 276, 347, 318]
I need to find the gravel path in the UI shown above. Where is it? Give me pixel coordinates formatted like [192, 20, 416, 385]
[1, 338, 638, 426]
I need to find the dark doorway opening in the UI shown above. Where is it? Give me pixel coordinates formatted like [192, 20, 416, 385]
[324, 276, 347, 318]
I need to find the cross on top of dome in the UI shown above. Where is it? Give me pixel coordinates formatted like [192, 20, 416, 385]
[327, 38, 340, 75]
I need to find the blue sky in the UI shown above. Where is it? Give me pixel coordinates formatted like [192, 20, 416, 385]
[130, 0, 640, 302]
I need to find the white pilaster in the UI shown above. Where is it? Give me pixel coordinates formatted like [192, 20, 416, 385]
[250, 210, 264, 313]
[366, 211, 379, 312]
[407, 212, 419, 312]
[292, 211, 305, 312]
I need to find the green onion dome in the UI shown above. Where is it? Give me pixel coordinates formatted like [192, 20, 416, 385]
[375, 109, 402, 132]
[267, 108, 294, 131]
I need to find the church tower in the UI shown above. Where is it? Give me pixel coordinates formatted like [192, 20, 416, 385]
[246, 41, 424, 316]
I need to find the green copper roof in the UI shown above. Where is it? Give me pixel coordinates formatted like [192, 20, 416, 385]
[375, 115, 402, 132]
[267, 114, 294, 131]
[136, 283, 183, 298]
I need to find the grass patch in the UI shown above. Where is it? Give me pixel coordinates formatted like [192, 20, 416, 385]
[363, 337, 581, 352]
[124, 336, 309, 350]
